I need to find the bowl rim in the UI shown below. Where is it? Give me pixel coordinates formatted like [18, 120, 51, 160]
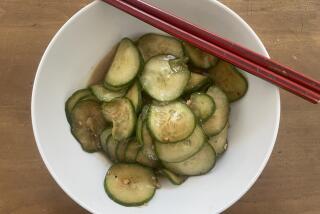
[31, 0, 280, 213]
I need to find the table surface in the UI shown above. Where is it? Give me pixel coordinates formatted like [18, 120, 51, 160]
[0, 0, 319, 213]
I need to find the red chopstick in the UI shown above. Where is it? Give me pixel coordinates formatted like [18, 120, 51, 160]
[102, 0, 320, 104]
[124, 0, 320, 95]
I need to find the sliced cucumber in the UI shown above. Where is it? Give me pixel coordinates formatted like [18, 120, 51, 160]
[162, 143, 216, 176]
[90, 84, 126, 102]
[137, 33, 184, 61]
[141, 105, 150, 118]
[148, 101, 196, 143]
[187, 93, 215, 122]
[70, 100, 107, 152]
[208, 123, 229, 156]
[106, 136, 119, 162]
[104, 38, 142, 88]
[140, 55, 190, 101]
[155, 125, 206, 163]
[184, 72, 212, 94]
[136, 122, 159, 168]
[116, 140, 129, 162]
[104, 82, 129, 92]
[160, 169, 187, 185]
[202, 86, 229, 136]
[125, 139, 142, 163]
[198, 80, 214, 93]
[125, 81, 142, 113]
[104, 163, 157, 206]
[65, 89, 92, 122]
[140, 122, 158, 161]
[66, 35, 247, 206]
[136, 150, 160, 169]
[136, 105, 150, 145]
[102, 98, 136, 141]
[136, 115, 144, 145]
[208, 60, 248, 102]
[183, 42, 218, 69]
[81, 94, 99, 102]
[100, 128, 112, 154]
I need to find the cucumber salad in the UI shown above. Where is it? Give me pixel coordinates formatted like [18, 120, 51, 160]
[65, 33, 248, 207]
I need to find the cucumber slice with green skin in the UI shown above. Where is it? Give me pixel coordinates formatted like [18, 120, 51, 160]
[90, 84, 126, 102]
[80, 94, 99, 102]
[160, 169, 187, 185]
[100, 128, 112, 154]
[208, 60, 248, 102]
[116, 140, 130, 162]
[136, 115, 144, 145]
[102, 98, 136, 141]
[208, 123, 229, 156]
[183, 42, 218, 69]
[155, 125, 206, 163]
[125, 139, 142, 163]
[197, 78, 214, 93]
[104, 82, 130, 92]
[136, 150, 160, 169]
[136, 122, 159, 168]
[70, 100, 107, 152]
[125, 81, 142, 113]
[137, 33, 184, 61]
[106, 137, 119, 162]
[136, 105, 150, 145]
[184, 72, 212, 94]
[140, 55, 190, 102]
[104, 38, 143, 88]
[202, 86, 230, 136]
[141, 122, 158, 161]
[65, 89, 92, 122]
[104, 163, 158, 207]
[162, 143, 216, 176]
[187, 93, 216, 122]
[148, 101, 196, 143]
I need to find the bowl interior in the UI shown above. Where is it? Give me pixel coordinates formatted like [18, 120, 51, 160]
[32, 0, 280, 213]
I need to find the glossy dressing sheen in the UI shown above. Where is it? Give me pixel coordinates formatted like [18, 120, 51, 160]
[88, 46, 116, 85]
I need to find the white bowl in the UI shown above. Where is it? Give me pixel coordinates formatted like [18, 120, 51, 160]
[32, 0, 280, 213]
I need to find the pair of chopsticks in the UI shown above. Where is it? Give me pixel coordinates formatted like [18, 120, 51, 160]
[102, 0, 320, 104]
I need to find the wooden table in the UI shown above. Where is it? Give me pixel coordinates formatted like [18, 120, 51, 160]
[0, 0, 319, 213]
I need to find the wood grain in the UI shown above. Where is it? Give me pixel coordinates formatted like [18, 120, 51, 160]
[0, 0, 319, 213]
